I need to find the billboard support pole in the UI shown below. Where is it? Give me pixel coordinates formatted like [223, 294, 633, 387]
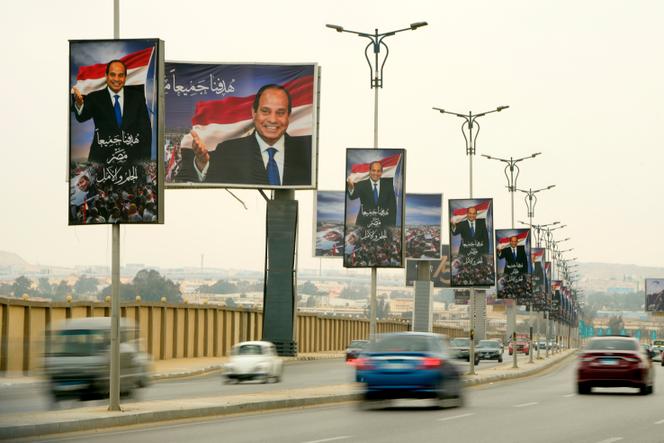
[109, 0, 121, 412]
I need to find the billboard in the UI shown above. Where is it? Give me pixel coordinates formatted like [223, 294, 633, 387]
[69, 39, 164, 225]
[645, 278, 664, 312]
[405, 245, 451, 288]
[545, 261, 552, 295]
[531, 248, 547, 311]
[551, 280, 562, 319]
[164, 62, 319, 189]
[448, 199, 494, 287]
[343, 149, 405, 268]
[495, 229, 532, 301]
[313, 191, 345, 258]
[405, 194, 442, 260]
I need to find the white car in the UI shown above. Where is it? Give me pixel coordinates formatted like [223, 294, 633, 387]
[223, 341, 283, 383]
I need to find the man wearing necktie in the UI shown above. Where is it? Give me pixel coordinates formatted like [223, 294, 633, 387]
[451, 206, 490, 255]
[498, 235, 529, 275]
[71, 60, 152, 165]
[190, 84, 312, 187]
[346, 161, 397, 228]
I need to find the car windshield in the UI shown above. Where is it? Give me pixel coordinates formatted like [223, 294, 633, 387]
[478, 340, 499, 348]
[371, 335, 437, 353]
[234, 344, 264, 355]
[49, 329, 109, 356]
[451, 338, 470, 347]
[586, 339, 638, 351]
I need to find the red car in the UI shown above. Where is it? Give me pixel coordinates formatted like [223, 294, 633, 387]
[577, 336, 654, 395]
[508, 339, 529, 355]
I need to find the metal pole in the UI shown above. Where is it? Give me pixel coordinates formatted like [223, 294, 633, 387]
[369, 74, 379, 341]
[467, 117, 476, 375]
[109, 0, 121, 412]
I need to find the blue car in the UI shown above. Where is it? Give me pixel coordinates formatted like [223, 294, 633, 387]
[355, 332, 464, 409]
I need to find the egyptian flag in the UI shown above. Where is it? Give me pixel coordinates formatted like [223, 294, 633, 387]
[450, 200, 491, 224]
[346, 153, 402, 183]
[180, 76, 314, 151]
[72, 47, 154, 95]
[532, 248, 545, 263]
[496, 230, 530, 251]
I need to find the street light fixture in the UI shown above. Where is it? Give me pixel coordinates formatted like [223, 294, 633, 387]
[482, 152, 541, 228]
[327, 21, 427, 342]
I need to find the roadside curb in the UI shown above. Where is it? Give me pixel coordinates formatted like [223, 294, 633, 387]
[463, 351, 575, 386]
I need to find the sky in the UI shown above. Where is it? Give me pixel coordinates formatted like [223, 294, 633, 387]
[3, 0, 664, 273]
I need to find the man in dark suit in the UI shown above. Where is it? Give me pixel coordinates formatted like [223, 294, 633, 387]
[498, 236, 529, 274]
[346, 161, 397, 227]
[190, 84, 311, 186]
[451, 206, 489, 255]
[72, 60, 152, 165]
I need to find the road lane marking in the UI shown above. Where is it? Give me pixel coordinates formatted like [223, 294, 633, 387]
[596, 438, 623, 443]
[303, 436, 352, 443]
[513, 402, 539, 408]
[437, 413, 475, 422]
[562, 394, 575, 398]
[655, 419, 664, 425]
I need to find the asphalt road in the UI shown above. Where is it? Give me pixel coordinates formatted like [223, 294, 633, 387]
[36, 357, 664, 443]
[0, 352, 514, 414]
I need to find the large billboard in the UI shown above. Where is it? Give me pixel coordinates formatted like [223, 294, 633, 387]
[551, 280, 562, 319]
[313, 191, 345, 257]
[405, 245, 451, 287]
[531, 248, 547, 311]
[405, 194, 442, 260]
[495, 229, 532, 301]
[343, 149, 405, 268]
[448, 199, 494, 287]
[164, 62, 319, 189]
[69, 39, 164, 225]
[645, 278, 664, 312]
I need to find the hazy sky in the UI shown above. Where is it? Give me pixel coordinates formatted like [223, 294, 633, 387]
[3, 1, 663, 273]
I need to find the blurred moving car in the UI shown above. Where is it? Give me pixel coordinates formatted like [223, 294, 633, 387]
[477, 339, 503, 362]
[450, 337, 480, 365]
[223, 341, 283, 383]
[508, 337, 530, 355]
[651, 339, 664, 363]
[346, 339, 369, 362]
[355, 332, 464, 409]
[535, 340, 548, 351]
[576, 336, 654, 395]
[44, 317, 151, 403]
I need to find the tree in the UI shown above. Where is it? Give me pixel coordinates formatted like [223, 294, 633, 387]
[37, 277, 52, 297]
[299, 281, 321, 295]
[132, 269, 182, 302]
[12, 276, 33, 297]
[377, 298, 391, 319]
[607, 315, 624, 335]
[100, 283, 137, 301]
[53, 280, 72, 301]
[225, 297, 237, 308]
[73, 276, 99, 297]
[198, 280, 237, 294]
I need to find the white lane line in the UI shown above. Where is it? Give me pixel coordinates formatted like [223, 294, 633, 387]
[562, 394, 575, 398]
[437, 413, 475, 422]
[655, 419, 664, 425]
[513, 401, 539, 408]
[595, 438, 623, 443]
[302, 436, 352, 443]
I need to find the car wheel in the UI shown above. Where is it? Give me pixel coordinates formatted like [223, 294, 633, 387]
[224, 378, 238, 385]
[639, 384, 650, 395]
[577, 383, 591, 395]
[509, 351, 513, 356]
[661, 360, 663, 367]
[498, 356, 503, 363]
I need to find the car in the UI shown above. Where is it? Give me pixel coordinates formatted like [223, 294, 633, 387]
[650, 340, 664, 363]
[535, 340, 548, 351]
[345, 339, 369, 362]
[44, 317, 152, 403]
[223, 341, 283, 383]
[476, 339, 503, 362]
[450, 337, 480, 365]
[508, 337, 530, 355]
[576, 336, 655, 395]
[355, 332, 464, 409]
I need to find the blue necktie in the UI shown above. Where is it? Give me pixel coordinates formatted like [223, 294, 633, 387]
[266, 147, 280, 185]
[113, 94, 122, 127]
[373, 183, 378, 205]
[470, 222, 475, 236]
[513, 249, 517, 259]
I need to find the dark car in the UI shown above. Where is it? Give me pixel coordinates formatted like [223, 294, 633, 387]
[651, 340, 664, 363]
[450, 337, 480, 365]
[477, 339, 503, 362]
[346, 339, 369, 362]
[355, 332, 464, 409]
[576, 336, 655, 395]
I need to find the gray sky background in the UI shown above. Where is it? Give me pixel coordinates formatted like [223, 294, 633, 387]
[3, 0, 663, 272]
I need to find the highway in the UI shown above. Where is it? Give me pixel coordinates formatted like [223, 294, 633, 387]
[0, 353, 513, 414]
[34, 357, 664, 443]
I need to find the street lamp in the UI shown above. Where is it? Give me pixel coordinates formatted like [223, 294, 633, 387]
[327, 21, 427, 342]
[519, 221, 560, 248]
[482, 152, 541, 229]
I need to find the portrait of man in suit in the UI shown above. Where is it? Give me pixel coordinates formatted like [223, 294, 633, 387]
[71, 60, 152, 165]
[450, 206, 489, 255]
[498, 235, 529, 275]
[346, 161, 397, 228]
[190, 84, 311, 186]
